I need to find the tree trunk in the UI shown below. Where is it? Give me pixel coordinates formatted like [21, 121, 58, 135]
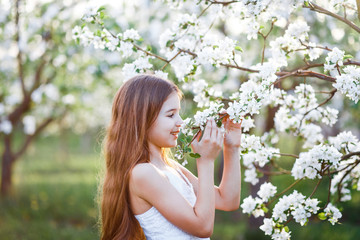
[1, 136, 14, 196]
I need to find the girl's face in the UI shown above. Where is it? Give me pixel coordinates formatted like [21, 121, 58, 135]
[148, 92, 183, 149]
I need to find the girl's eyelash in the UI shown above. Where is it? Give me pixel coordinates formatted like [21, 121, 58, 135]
[168, 114, 174, 118]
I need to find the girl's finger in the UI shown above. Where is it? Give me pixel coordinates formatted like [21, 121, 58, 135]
[203, 119, 212, 140]
[194, 130, 202, 142]
[216, 127, 224, 145]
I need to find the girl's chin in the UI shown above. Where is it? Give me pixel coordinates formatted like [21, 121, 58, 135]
[165, 141, 177, 148]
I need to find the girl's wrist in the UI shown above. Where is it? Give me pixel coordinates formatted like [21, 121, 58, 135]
[224, 144, 240, 152]
[196, 157, 215, 165]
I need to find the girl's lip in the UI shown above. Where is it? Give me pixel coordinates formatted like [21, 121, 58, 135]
[170, 131, 180, 135]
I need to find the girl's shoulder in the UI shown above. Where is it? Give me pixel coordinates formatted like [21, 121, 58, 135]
[131, 163, 166, 182]
[130, 163, 175, 199]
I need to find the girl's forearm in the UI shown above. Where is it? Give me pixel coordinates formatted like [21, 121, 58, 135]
[218, 146, 241, 209]
[193, 159, 215, 231]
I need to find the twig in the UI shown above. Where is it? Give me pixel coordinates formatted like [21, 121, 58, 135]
[296, 88, 337, 133]
[259, 20, 275, 64]
[161, 50, 182, 71]
[255, 165, 290, 176]
[325, 168, 332, 208]
[15, 0, 26, 96]
[341, 151, 360, 160]
[133, 44, 169, 63]
[266, 178, 303, 206]
[198, 2, 213, 18]
[208, 0, 239, 6]
[220, 63, 259, 73]
[275, 70, 336, 84]
[308, 178, 323, 199]
[304, 2, 360, 33]
[273, 153, 299, 158]
[337, 160, 360, 201]
[14, 117, 55, 160]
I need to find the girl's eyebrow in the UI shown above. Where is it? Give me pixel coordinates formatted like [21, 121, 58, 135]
[165, 108, 179, 113]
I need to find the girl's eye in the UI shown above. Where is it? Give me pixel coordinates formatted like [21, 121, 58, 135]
[168, 114, 174, 118]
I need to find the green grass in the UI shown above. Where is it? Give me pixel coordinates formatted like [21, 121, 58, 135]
[1, 133, 360, 240]
[0, 134, 101, 240]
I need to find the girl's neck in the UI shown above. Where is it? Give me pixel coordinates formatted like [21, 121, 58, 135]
[148, 143, 167, 169]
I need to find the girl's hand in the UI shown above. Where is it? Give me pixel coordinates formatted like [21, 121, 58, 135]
[191, 118, 223, 161]
[223, 118, 242, 148]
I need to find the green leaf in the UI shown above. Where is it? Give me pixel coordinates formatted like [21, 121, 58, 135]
[185, 147, 192, 152]
[166, 40, 173, 48]
[318, 212, 327, 220]
[235, 46, 243, 52]
[275, 223, 283, 228]
[303, 219, 309, 226]
[343, 54, 353, 60]
[100, 11, 105, 19]
[189, 153, 201, 159]
[283, 226, 290, 233]
[97, 6, 106, 12]
[261, 205, 269, 214]
[304, 1, 310, 7]
[146, 45, 152, 51]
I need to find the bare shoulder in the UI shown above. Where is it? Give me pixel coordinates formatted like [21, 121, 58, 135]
[130, 163, 168, 193]
[131, 163, 164, 182]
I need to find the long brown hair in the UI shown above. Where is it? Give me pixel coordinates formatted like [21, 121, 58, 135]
[101, 75, 181, 240]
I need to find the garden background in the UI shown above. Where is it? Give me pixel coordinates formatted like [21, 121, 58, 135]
[1, 0, 360, 239]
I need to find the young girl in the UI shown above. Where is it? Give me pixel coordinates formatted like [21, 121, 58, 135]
[101, 75, 241, 240]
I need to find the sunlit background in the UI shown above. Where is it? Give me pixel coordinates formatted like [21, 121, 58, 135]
[1, 0, 360, 239]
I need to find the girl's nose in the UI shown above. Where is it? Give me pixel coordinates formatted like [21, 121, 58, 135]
[176, 116, 183, 127]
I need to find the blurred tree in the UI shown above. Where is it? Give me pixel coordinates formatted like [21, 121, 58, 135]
[0, 0, 116, 196]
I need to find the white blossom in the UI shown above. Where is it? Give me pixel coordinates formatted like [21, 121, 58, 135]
[329, 131, 360, 153]
[62, 94, 76, 105]
[257, 182, 277, 202]
[333, 66, 360, 103]
[244, 168, 259, 185]
[122, 56, 153, 79]
[122, 29, 141, 41]
[307, 42, 323, 61]
[118, 41, 133, 57]
[23, 115, 36, 135]
[260, 218, 275, 235]
[324, 203, 342, 225]
[271, 228, 291, 240]
[292, 145, 342, 180]
[241, 196, 257, 214]
[0, 119, 12, 134]
[324, 47, 345, 75]
[154, 70, 168, 80]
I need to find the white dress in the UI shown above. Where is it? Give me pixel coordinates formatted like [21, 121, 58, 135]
[134, 167, 211, 240]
